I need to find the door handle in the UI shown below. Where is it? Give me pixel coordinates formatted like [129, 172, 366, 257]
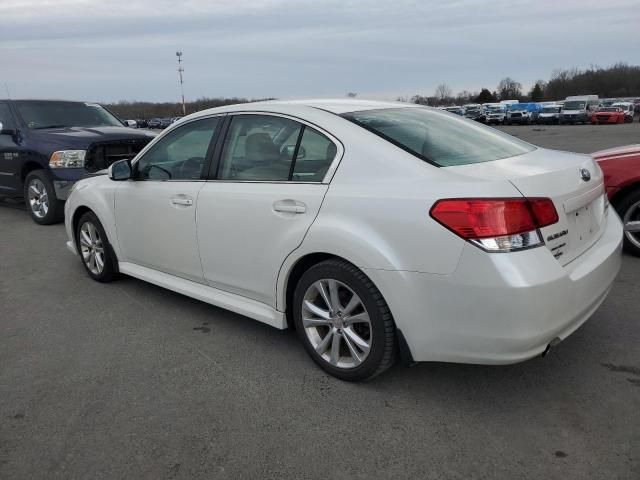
[171, 195, 194, 206]
[273, 200, 306, 214]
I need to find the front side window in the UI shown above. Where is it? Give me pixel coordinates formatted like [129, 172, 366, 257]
[218, 115, 336, 182]
[342, 107, 535, 167]
[13, 101, 123, 129]
[135, 117, 221, 180]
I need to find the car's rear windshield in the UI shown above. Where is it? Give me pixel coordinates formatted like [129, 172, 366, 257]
[13, 101, 123, 129]
[341, 107, 535, 167]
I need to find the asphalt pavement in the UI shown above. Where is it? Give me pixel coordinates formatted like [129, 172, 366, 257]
[1, 124, 639, 479]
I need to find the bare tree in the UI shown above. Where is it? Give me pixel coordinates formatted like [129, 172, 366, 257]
[434, 84, 453, 105]
[346, 92, 358, 98]
[497, 77, 523, 100]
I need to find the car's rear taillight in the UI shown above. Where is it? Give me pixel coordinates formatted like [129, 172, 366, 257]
[430, 198, 558, 252]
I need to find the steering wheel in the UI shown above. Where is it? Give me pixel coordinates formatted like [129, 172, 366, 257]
[178, 157, 205, 179]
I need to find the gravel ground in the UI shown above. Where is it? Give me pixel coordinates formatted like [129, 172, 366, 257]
[1, 124, 639, 479]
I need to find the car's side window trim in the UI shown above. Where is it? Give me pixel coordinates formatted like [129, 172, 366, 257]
[206, 115, 232, 181]
[206, 111, 344, 184]
[287, 125, 306, 181]
[131, 113, 227, 182]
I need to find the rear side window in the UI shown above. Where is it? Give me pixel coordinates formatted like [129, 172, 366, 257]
[341, 107, 535, 167]
[218, 115, 336, 182]
[292, 127, 336, 181]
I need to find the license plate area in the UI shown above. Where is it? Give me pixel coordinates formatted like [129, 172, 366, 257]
[566, 194, 605, 257]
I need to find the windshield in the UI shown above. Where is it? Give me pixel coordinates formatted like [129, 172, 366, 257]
[341, 107, 535, 167]
[600, 107, 620, 113]
[564, 101, 586, 110]
[13, 101, 123, 129]
[541, 107, 560, 113]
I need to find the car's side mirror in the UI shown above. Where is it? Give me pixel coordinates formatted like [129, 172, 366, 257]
[0, 122, 17, 136]
[108, 159, 132, 181]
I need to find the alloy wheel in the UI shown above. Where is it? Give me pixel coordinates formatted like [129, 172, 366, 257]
[27, 179, 49, 219]
[623, 199, 640, 249]
[79, 221, 105, 275]
[302, 279, 372, 369]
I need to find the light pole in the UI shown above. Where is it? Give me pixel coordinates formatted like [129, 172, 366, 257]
[176, 51, 186, 116]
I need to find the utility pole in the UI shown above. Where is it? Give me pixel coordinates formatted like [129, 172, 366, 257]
[176, 51, 186, 116]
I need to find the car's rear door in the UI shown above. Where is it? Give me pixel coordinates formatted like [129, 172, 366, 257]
[196, 113, 341, 307]
[114, 115, 223, 283]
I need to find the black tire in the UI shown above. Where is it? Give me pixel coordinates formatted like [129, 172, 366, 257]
[614, 187, 640, 257]
[75, 211, 118, 282]
[293, 259, 396, 381]
[23, 170, 64, 225]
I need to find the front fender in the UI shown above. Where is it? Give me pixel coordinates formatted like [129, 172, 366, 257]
[64, 177, 120, 259]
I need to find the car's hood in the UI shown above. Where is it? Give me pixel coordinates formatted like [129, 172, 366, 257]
[29, 126, 156, 150]
[592, 144, 640, 160]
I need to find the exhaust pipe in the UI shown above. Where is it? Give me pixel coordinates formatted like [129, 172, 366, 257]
[542, 337, 562, 357]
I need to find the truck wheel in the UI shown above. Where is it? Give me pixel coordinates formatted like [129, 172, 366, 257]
[24, 170, 64, 225]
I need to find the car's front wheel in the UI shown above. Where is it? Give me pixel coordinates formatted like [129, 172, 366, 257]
[24, 170, 64, 225]
[76, 211, 118, 282]
[293, 259, 396, 381]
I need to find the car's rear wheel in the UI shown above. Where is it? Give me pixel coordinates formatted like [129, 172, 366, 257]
[615, 188, 640, 257]
[24, 170, 64, 225]
[293, 259, 396, 381]
[76, 211, 118, 282]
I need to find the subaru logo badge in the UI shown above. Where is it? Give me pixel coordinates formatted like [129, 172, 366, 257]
[580, 168, 591, 182]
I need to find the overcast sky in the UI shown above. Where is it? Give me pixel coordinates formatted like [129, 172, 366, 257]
[1, 0, 638, 103]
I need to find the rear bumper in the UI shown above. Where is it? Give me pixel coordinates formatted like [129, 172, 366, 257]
[364, 211, 623, 364]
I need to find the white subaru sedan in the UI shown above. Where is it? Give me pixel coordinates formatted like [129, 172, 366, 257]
[64, 99, 623, 381]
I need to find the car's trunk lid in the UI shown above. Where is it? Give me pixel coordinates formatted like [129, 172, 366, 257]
[445, 148, 607, 265]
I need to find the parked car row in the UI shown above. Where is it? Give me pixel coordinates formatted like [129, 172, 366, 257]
[440, 94, 638, 126]
[121, 117, 183, 129]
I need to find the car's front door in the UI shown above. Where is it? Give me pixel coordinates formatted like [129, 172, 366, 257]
[114, 115, 223, 283]
[0, 101, 20, 195]
[197, 113, 340, 306]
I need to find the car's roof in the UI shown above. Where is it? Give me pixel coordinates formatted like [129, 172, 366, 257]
[185, 98, 419, 121]
[1, 98, 97, 103]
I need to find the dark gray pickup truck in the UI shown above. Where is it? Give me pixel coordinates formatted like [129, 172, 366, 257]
[0, 99, 156, 224]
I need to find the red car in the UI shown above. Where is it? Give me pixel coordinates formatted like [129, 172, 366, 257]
[591, 107, 625, 124]
[592, 144, 640, 256]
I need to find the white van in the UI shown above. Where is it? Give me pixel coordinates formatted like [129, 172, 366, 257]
[612, 102, 635, 123]
[560, 95, 599, 124]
